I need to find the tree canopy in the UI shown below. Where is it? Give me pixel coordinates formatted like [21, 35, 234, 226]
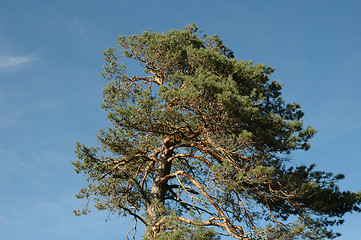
[73, 24, 361, 239]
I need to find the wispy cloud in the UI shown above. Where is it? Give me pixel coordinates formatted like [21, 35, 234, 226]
[0, 54, 39, 68]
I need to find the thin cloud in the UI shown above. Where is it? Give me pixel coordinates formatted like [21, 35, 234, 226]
[0, 54, 39, 68]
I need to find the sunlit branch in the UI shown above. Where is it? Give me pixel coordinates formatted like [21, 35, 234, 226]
[161, 170, 246, 239]
[197, 144, 223, 163]
[125, 218, 137, 240]
[166, 188, 215, 216]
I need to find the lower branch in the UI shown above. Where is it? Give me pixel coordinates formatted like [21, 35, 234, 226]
[161, 170, 247, 239]
[126, 218, 138, 240]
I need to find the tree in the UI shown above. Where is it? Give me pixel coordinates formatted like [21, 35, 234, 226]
[73, 24, 361, 239]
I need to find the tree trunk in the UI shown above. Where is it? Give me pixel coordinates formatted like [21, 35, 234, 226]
[145, 141, 174, 237]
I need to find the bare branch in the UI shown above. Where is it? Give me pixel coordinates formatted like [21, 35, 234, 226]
[126, 218, 137, 240]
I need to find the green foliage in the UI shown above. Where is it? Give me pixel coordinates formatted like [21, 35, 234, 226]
[152, 225, 220, 240]
[143, 212, 221, 240]
[73, 24, 361, 239]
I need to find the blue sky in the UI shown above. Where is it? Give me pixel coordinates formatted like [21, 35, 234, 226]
[1, 0, 360, 239]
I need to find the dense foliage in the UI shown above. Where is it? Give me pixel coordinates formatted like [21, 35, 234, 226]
[73, 24, 361, 239]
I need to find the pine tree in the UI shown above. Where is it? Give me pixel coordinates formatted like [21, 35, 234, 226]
[73, 24, 361, 239]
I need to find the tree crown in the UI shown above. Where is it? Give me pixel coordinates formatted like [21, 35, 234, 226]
[73, 24, 361, 239]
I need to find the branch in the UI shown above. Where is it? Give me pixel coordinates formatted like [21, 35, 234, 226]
[128, 177, 151, 207]
[155, 215, 224, 230]
[118, 205, 147, 225]
[167, 153, 214, 167]
[99, 154, 156, 180]
[168, 184, 199, 195]
[125, 218, 137, 240]
[168, 142, 197, 151]
[161, 171, 246, 239]
[166, 188, 216, 216]
[197, 144, 223, 163]
[235, 193, 257, 232]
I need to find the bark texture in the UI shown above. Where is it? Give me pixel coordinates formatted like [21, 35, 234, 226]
[145, 140, 174, 237]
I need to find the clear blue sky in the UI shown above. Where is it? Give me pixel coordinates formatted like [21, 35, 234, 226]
[1, 0, 360, 239]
